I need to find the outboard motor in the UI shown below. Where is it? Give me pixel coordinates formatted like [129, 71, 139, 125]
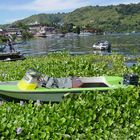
[123, 74, 139, 86]
[18, 68, 41, 90]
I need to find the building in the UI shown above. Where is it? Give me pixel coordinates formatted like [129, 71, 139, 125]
[5, 28, 21, 36]
[0, 28, 5, 35]
[28, 21, 55, 36]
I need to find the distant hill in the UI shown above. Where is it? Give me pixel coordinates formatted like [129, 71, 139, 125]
[63, 3, 140, 32]
[14, 13, 65, 26]
[4, 3, 140, 32]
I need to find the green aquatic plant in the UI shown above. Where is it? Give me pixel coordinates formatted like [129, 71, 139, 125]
[0, 87, 139, 139]
[0, 53, 133, 81]
[0, 53, 140, 139]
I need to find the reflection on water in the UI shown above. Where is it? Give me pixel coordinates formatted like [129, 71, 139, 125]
[14, 33, 140, 59]
[124, 61, 137, 68]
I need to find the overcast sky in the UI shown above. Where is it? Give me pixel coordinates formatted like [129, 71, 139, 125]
[0, 0, 139, 24]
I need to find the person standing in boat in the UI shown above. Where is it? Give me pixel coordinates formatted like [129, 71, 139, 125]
[7, 40, 15, 52]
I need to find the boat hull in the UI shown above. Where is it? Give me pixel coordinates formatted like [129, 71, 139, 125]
[0, 90, 65, 102]
[0, 52, 25, 61]
[0, 87, 120, 102]
[0, 76, 126, 102]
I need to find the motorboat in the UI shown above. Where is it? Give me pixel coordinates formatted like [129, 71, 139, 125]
[93, 41, 111, 51]
[0, 69, 138, 102]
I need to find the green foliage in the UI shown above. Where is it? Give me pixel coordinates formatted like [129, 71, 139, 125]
[16, 22, 33, 41]
[1, 4, 140, 33]
[0, 35, 8, 43]
[15, 13, 65, 27]
[9, 3, 140, 33]
[73, 26, 80, 34]
[21, 30, 33, 41]
[0, 53, 140, 81]
[0, 53, 134, 81]
[116, 3, 140, 15]
[16, 22, 29, 30]
[0, 53, 140, 139]
[0, 87, 140, 139]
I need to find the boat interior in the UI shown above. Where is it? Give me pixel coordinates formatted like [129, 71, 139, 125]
[72, 77, 109, 88]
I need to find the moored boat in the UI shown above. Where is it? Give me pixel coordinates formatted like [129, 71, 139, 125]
[0, 51, 25, 61]
[93, 40, 111, 51]
[0, 44, 25, 61]
[0, 71, 138, 102]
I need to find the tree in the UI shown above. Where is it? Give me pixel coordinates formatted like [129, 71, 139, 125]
[75, 26, 80, 34]
[16, 22, 33, 41]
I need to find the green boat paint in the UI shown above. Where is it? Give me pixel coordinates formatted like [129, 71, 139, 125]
[0, 76, 128, 102]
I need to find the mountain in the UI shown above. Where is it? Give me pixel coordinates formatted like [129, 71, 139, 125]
[6, 3, 140, 32]
[63, 4, 140, 32]
[14, 13, 65, 26]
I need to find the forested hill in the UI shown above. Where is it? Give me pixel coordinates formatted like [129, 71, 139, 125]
[11, 3, 140, 32]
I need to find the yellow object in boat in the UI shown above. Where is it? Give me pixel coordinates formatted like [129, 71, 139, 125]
[17, 79, 37, 90]
[17, 68, 40, 90]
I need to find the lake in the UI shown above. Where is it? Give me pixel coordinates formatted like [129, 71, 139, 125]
[15, 33, 140, 59]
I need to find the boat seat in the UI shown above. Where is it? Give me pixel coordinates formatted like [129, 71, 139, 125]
[72, 78, 83, 88]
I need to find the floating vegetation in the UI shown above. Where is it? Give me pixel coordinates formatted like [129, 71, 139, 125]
[0, 53, 140, 139]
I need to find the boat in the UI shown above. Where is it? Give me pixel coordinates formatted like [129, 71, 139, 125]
[79, 32, 93, 36]
[0, 69, 138, 102]
[93, 41, 111, 51]
[35, 31, 47, 38]
[0, 51, 25, 61]
[0, 45, 25, 61]
[0, 76, 124, 102]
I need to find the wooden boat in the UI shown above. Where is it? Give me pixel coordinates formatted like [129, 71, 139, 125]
[0, 44, 25, 61]
[93, 41, 111, 51]
[0, 52, 25, 61]
[0, 76, 130, 102]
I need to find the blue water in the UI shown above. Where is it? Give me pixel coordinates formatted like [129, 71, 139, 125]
[14, 33, 140, 60]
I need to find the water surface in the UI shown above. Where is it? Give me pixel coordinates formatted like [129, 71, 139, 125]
[15, 33, 140, 59]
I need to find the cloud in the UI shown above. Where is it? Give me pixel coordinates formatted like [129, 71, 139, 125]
[0, 0, 92, 12]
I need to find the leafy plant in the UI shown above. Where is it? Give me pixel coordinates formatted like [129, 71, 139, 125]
[0, 53, 139, 139]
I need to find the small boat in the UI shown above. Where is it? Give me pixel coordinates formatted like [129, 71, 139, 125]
[79, 32, 93, 36]
[35, 31, 47, 38]
[0, 69, 138, 102]
[0, 52, 25, 61]
[93, 41, 111, 51]
[0, 44, 25, 61]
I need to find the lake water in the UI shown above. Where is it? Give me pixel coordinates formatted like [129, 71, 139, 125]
[14, 33, 140, 60]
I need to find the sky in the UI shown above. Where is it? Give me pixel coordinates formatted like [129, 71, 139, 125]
[0, 0, 139, 24]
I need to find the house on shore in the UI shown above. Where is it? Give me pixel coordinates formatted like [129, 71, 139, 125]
[0, 28, 5, 36]
[28, 21, 55, 37]
[4, 27, 22, 37]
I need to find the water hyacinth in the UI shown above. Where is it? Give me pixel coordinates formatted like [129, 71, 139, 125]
[0, 53, 139, 80]
[0, 100, 3, 106]
[0, 53, 139, 139]
[6, 107, 11, 113]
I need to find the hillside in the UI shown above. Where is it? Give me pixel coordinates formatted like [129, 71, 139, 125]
[7, 3, 140, 32]
[63, 4, 140, 32]
[15, 13, 65, 26]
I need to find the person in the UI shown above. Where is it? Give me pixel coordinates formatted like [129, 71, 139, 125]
[7, 40, 15, 52]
